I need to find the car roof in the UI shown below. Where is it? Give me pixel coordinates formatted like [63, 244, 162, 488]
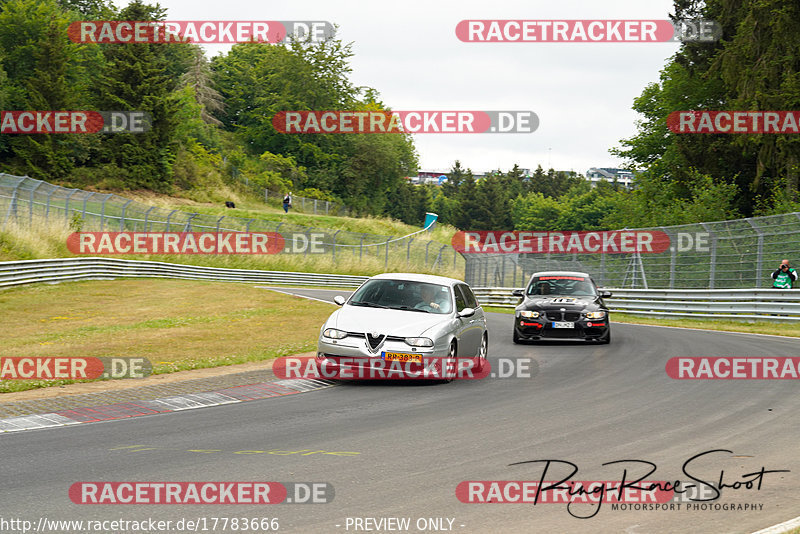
[370, 272, 466, 286]
[529, 271, 593, 279]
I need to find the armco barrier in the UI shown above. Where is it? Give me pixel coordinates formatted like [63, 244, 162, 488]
[0, 257, 369, 289]
[3, 261, 797, 321]
[472, 287, 800, 321]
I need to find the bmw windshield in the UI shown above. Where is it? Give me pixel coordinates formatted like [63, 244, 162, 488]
[527, 276, 597, 296]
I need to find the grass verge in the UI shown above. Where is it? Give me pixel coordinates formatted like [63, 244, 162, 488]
[483, 306, 800, 338]
[0, 218, 463, 278]
[0, 279, 335, 393]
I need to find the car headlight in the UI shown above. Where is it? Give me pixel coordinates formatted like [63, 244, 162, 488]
[404, 337, 434, 347]
[519, 310, 540, 318]
[585, 311, 606, 319]
[322, 328, 348, 339]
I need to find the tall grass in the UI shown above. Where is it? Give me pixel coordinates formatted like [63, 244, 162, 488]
[0, 218, 464, 278]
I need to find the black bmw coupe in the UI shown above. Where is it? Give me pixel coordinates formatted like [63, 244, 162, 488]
[512, 271, 612, 344]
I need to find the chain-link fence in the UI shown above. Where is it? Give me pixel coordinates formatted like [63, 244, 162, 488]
[0, 174, 462, 274]
[463, 216, 800, 289]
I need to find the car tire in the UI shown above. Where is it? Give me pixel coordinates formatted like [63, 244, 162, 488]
[599, 330, 611, 344]
[475, 334, 488, 372]
[513, 329, 522, 344]
[441, 341, 457, 383]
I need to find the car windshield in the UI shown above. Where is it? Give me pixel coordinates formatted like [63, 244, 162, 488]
[527, 276, 597, 296]
[349, 279, 453, 314]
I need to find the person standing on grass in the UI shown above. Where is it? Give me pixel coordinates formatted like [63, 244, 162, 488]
[283, 192, 292, 213]
[772, 259, 798, 288]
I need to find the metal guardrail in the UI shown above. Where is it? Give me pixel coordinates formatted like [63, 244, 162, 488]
[4, 260, 796, 321]
[0, 258, 369, 289]
[472, 287, 800, 321]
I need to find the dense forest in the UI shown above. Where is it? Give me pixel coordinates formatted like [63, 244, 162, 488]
[0, 0, 798, 231]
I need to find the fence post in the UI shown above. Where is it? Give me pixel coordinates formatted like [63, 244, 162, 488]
[64, 188, 79, 223]
[143, 206, 155, 231]
[746, 218, 764, 288]
[2, 175, 26, 228]
[81, 192, 94, 219]
[406, 238, 414, 266]
[165, 209, 177, 232]
[302, 197, 305, 211]
[215, 215, 225, 234]
[360, 233, 365, 260]
[668, 230, 676, 289]
[314, 199, 317, 214]
[385, 239, 389, 270]
[425, 240, 432, 266]
[702, 223, 717, 289]
[119, 199, 132, 231]
[332, 230, 340, 262]
[245, 218, 254, 233]
[325, 201, 329, 215]
[184, 213, 198, 232]
[433, 245, 446, 270]
[99, 194, 113, 231]
[29, 180, 44, 226]
[44, 187, 56, 222]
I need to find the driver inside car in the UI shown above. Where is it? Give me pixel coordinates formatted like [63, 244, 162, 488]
[415, 284, 449, 312]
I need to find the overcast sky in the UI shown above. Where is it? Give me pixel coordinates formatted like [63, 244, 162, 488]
[152, 0, 682, 175]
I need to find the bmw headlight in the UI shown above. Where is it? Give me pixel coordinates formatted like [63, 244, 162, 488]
[585, 311, 606, 319]
[519, 310, 540, 318]
[322, 328, 348, 339]
[404, 337, 434, 347]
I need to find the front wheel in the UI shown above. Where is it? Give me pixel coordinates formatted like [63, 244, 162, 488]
[512, 329, 521, 344]
[598, 330, 611, 344]
[441, 341, 457, 383]
[475, 334, 488, 372]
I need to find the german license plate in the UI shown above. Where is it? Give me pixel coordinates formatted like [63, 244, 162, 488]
[381, 352, 422, 363]
[552, 321, 575, 329]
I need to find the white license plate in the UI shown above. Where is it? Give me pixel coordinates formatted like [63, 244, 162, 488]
[552, 321, 575, 329]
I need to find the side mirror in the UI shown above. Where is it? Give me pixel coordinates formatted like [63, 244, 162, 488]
[599, 291, 612, 299]
[458, 307, 475, 318]
[512, 289, 524, 297]
[333, 295, 346, 306]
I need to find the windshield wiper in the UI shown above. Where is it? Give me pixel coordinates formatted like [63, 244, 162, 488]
[349, 301, 391, 309]
[389, 305, 432, 313]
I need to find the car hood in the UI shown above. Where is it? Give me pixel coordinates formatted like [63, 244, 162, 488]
[328, 305, 451, 336]
[524, 296, 599, 309]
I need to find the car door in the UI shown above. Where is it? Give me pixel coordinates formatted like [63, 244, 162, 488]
[454, 284, 481, 356]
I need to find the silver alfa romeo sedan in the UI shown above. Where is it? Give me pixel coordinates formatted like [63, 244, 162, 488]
[316, 273, 488, 381]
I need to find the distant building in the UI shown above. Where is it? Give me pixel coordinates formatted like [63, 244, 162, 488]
[586, 167, 635, 188]
[413, 170, 450, 185]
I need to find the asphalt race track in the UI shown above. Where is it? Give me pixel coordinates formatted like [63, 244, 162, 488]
[2, 287, 799, 534]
